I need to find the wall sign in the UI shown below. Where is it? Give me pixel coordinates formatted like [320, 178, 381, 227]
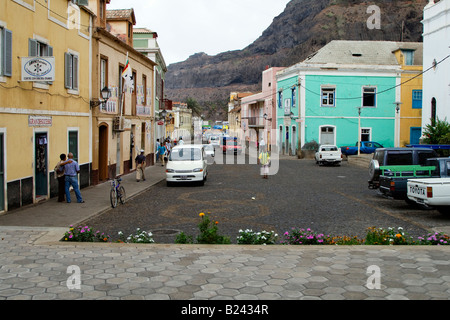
[21, 57, 55, 82]
[29, 116, 52, 127]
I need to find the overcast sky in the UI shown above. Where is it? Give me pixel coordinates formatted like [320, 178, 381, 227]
[106, 0, 291, 66]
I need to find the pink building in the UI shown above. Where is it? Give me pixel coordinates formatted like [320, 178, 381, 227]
[241, 67, 285, 150]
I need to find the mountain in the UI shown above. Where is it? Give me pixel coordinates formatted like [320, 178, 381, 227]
[165, 0, 427, 120]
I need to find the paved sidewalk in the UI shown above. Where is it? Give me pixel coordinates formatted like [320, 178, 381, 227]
[0, 162, 450, 302]
[0, 164, 166, 228]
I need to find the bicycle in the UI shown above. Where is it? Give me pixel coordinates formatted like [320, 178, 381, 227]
[110, 177, 126, 208]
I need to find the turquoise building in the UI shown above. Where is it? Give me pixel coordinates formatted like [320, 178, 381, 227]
[276, 41, 407, 154]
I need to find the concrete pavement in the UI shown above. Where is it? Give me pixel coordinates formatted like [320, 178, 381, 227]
[1, 162, 450, 302]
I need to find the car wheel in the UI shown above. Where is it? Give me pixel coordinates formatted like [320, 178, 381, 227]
[368, 159, 380, 181]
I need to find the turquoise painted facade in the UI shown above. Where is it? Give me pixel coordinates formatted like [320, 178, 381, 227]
[303, 74, 397, 148]
[276, 70, 400, 154]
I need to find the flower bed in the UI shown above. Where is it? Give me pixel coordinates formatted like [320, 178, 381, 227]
[61, 214, 450, 246]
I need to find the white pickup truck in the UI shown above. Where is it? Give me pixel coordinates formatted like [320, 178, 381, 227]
[315, 145, 342, 166]
[407, 177, 450, 214]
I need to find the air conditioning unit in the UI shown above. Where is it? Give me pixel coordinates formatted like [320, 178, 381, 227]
[113, 116, 125, 132]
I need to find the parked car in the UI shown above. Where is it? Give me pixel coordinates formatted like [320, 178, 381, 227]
[379, 157, 450, 201]
[203, 144, 215, 163]
[315, 145, 342, 166]
[165, 145, 208, 186]
[221, 137, 242, 154]
[208, 135, 220, 147]
[407, 176, 450, 214]
[341, 141, 383, 155]
[368, 147, 438, 190]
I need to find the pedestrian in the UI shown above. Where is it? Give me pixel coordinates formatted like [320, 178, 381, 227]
[64, 152, 84, 203]
[155, 139, 160, 163]
[258, 149, 270, 179]
[135, 149, 146, 182]
[260, 138, 266, 152]
[178, 137, 184, 145]
[157, 143, 167, 166]
[54, 153, 67, 202]
[165, 139, 172, 157]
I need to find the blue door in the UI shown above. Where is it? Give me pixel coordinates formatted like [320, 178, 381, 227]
[410, 127, 422, 145]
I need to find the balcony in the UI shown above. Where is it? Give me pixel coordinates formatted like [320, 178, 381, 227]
[247, 116, 264, 128]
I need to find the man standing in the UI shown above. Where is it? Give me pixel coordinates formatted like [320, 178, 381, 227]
[64, 153, 84, 203]
[135, 149, 146, 182]
[54, 154, 67, 202]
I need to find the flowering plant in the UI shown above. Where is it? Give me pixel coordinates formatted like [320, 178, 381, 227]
[281, 228, 328, 245]
[417, 232, 450, 245]
[196, 212, 230, 244]
[237, 229, 278, 245]
[62, 225, 110, 242]
[118, 228, 155, 244]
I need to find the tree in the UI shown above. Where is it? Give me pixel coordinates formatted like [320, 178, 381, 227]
[422, 118, 450, 144]
[185, 97, 202, 116]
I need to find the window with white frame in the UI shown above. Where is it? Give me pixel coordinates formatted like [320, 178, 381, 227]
[321, 87, 335, 107]
[65, 52, 79, 91]
[362, 87, 376, 107]
[291, 87, 296, 108]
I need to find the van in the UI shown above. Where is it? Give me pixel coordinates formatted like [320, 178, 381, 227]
[165, 145, 208, 186]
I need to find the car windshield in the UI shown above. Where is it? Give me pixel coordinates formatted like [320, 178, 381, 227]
[170, 148, 202, 161]
[321, 146, 337, 151]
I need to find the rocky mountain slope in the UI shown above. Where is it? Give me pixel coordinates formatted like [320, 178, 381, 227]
[165, 0, 427, 120]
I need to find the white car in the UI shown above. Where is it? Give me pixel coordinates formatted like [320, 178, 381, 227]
[208, 135, 221, 147]
[203, 144, 215, 164]
[315, 145, 342, 166]
[165, 145, 208, 186]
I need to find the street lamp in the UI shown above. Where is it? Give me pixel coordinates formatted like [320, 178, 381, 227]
[90, 86, 111, 108]
[394, 101, 402, 147]
[357, 106, 362, 156]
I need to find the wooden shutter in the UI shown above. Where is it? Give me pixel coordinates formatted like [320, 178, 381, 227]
[3, 29, 12, 77]
[28, 38, 37, 56]
[64, 52, 72, 89]
[72, 55, 78, 90]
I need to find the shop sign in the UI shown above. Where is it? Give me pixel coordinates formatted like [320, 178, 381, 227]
[29, 116, 52, 127]
[21, 57, 55, 82]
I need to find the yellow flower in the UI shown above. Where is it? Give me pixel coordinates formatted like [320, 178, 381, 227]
[199, 212, 205, 217]
[396, 234, 402, 238]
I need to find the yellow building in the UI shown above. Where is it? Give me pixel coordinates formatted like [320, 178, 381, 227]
[0, 0, 93, 212]
[392, 43, 423, 147]
[89, 4, 156, 184]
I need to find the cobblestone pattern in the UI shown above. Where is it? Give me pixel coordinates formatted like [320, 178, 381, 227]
[1, 229, 450, 300]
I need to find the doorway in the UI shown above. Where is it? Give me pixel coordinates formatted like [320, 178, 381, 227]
[320, 126, 335, 145]
[35, 132, 48, 198]
[99, 125, 108, 181]
[0, 133, 4, 211]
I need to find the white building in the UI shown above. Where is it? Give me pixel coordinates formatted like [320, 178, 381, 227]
[422, 0, 450, 128]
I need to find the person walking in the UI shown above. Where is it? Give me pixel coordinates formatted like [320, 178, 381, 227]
[258, 149, 270, 179]
[54, 153, 67, 202]
[157, 143, 167, 166]
[155, 139, 160, 163]
[135, 149, 146, 182]
[64, 152, 84, 203]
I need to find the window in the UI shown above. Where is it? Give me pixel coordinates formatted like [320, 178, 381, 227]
[363, 87, 376, 107]
[278, 91, 283, 109]
[291, 87, 296, 108]
[65, 52, 78, 90]
[321, 88, 335, 107]
[29, 38, 53, 85]
[412, 90, 422, 109]
[431, 98, 437, 126]
[142, 75, 147, 105]
[100, 57, 108, 90]
[402, 50, 414, 66]
[1, 27, 12, 77]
